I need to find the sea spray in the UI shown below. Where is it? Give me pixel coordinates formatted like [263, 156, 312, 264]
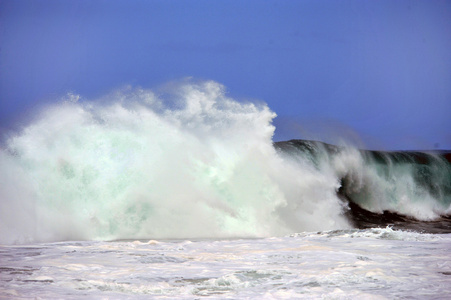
[345, 149, 451, 219]
[2, 81, 449, 244]
[276, 140, 451, 223]
[0, 81, 351, 244]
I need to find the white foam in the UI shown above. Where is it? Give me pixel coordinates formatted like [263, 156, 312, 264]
[0, 80, 351, 244]
[1, 231, 449, 298]
[319, 141, 451, 220]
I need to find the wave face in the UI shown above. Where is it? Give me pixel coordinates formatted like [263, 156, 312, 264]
[275, 140, 451, 229]
[1, 80, 449, 244]
[0, 81, 352, 244]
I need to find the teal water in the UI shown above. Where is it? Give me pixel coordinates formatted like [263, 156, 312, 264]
[1, 81, 449, 245]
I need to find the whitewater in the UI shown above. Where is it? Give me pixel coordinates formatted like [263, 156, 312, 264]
[1, 80, 450, 298]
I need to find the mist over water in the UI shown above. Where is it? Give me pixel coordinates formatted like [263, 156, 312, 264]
[0, 81, 351, 244]
[1, 80, 449, 245]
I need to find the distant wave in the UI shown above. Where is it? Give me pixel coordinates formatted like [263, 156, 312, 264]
[1, 80, 449, 244]
[275, 140, 451, 232]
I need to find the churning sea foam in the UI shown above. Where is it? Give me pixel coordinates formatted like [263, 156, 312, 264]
[0, 80, 351, 244]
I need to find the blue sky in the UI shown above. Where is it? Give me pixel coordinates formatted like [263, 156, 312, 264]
[1, 0, 450, 150]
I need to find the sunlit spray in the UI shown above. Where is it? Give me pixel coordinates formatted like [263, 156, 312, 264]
[0, 81, 350, 244]
[1, 80, 449, 244]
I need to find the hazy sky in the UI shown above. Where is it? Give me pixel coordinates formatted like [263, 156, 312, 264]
[1, 0, 450, 149]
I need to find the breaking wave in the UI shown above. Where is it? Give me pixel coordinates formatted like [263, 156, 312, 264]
[1, 80, 449, 244]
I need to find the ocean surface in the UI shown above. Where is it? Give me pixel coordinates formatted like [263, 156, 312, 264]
[2, 229, 450, 299]
[1, 81, 450, 298]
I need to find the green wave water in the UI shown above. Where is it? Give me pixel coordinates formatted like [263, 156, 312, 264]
[1, 81, 449, 244]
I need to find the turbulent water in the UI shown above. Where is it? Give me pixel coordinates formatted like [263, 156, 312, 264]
[2, 229, 450, 299]
[275, 139, 451, 233]
[1, 80, 450, 298]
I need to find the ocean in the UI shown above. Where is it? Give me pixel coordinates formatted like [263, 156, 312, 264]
[1, 81, 450, 299]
